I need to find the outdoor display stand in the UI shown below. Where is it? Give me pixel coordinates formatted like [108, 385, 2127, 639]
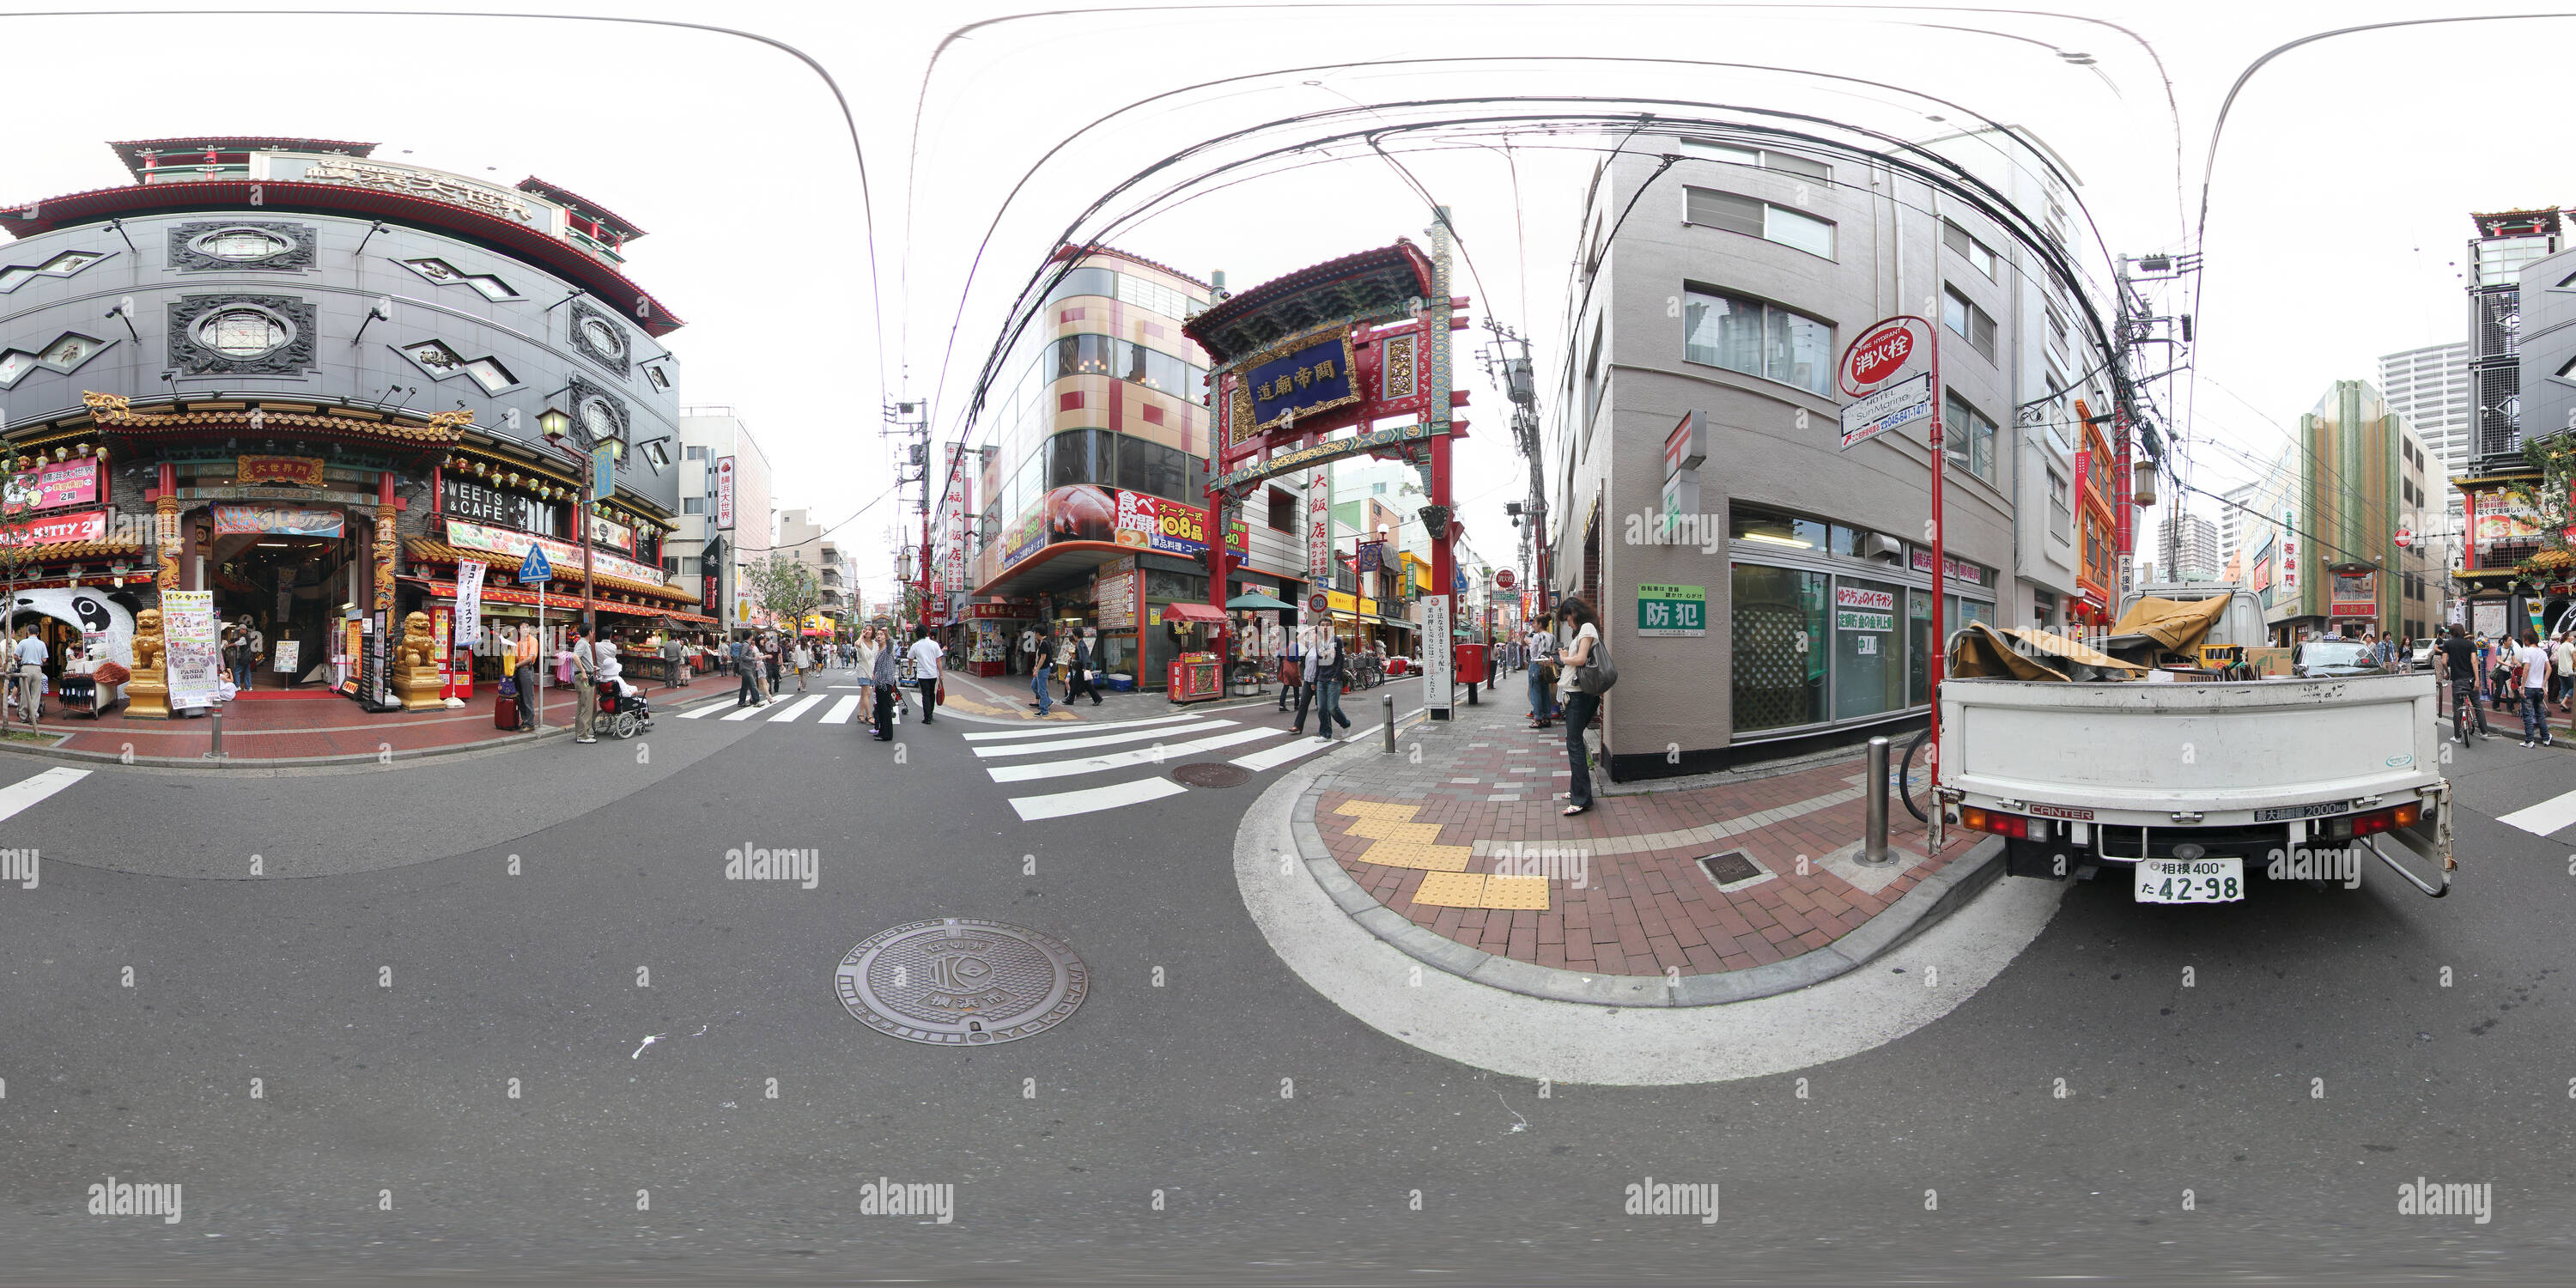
[1168, 652, 1224, 703]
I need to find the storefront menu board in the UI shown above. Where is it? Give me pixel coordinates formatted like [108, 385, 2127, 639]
[1636, 583, 1708, 637]
[274, 640, 301, 674]
[161, 591, 222, 708]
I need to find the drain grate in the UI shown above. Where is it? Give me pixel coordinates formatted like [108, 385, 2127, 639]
[1697, 850, 1765, 887]
[835, 919, 1089, 1045]
[1173, 762, 1252, 787]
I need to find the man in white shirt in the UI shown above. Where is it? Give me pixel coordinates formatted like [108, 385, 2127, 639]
[11, 626, 45, 724]
[2518, 630, 2557, 748]
[908, 628, 945, 725]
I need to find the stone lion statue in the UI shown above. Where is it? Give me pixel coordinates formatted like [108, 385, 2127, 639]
[395, 611, 434, 669]
[132, 608, 165, 671]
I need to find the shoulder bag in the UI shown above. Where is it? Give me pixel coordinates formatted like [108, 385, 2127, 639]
[1571, 634, 1619, 696]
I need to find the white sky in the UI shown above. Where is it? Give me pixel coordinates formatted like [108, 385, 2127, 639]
[7, 0, 2565, 598]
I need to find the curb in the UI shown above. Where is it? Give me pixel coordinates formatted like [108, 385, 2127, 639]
[0, 682, 741, 771]
[1288, 765, 2006, 1007]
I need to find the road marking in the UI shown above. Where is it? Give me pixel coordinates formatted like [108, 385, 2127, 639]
[829, 685, 861, 690]
[961, 713, 1207, 741]
[677, 702, 729, 720]
[975, 719, 1234, 758]
[821, 696, 863, 724]
[987, 726, 1280, 782]
[1231, 725, 1381, 773]
[720, 702, 770, 721]
[0, 766, 87, 822]
[1008, 775, 1188, 821]
[2500, 786, 2576, 837]
[768, 695, 829, 722]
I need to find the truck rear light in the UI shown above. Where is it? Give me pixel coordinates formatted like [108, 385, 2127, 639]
[1961, 808, 2032, 839]
[1960, 806, 1989, 833]
[2352, 807, 2396, 837]
[2394, 801, 2422, 829]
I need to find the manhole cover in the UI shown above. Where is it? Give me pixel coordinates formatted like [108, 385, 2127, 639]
[1697, 850, 1765, 886]
[1172, 762, 1253, 787]
[835, 919, 1089, 1045]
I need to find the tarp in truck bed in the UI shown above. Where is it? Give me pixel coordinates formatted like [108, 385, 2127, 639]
[2107, 594, 2232, 658]
[1947, 622, 2149, 681]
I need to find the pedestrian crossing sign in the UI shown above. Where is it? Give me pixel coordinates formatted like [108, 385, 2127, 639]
[519, 544, 552, 584]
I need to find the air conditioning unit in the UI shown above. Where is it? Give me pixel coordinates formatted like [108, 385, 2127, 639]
[1863, 533, 1905, 562]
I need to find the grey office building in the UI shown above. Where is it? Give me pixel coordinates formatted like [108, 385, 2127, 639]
[1550, 125, 2111, 776]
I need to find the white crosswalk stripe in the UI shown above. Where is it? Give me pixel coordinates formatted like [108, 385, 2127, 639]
[767, 694, 829, 722]
[973, 719, 1234, 758]
[986, 726, 1281, 783]
[960, 713, 1206, 741]
[821, 696, 862, 724]
[1007, 776, 1189, 821]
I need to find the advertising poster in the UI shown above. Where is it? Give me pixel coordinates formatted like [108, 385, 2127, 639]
[1422, 594, 1453, 713]
[4, 458, 99, 514]
[453, 559, 487, 646]
[161, 590, 222, 708]
[434, 607, 453, 696]
[715, 456, 737, 530]
[340, 619, 361, 695]
[273, 640, 301, 674]
[1001, 487, 1247, 572]
[0, 509, 106, 546]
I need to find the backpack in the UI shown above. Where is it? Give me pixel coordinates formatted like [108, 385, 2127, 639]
[1571, 631, 1619, 695]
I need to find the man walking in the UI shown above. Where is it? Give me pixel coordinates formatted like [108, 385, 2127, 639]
[1028, 626, 1054, 716]
[1067, 628, 1103, 706]
[11, 624, 46, 725]
[1277, 623, 1305, 712]
[2555, 632, 2575, 713]
[571, 623, 600, 744]
[1309, 629, 1352, 740]
[1018, 624, 1038, 677]
[790, 638, 812, 692]
[908, 627, 945, 725]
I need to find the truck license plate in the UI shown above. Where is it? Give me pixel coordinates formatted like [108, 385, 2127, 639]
[2135, 858, 2245, 904]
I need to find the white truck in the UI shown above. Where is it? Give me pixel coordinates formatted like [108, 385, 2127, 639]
[1934, 582, 2453, 903]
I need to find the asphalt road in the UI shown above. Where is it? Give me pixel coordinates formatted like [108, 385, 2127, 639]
[3, 677, 2573, 1285]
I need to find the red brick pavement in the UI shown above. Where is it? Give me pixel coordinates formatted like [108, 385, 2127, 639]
[1315, 717, 1978, 980]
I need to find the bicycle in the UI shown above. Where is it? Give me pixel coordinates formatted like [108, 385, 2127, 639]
[2447, 672, 2489, 744]
[1897, 727, 1935, 823]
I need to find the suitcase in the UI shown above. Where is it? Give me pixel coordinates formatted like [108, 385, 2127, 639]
[494, 690, 521, 730]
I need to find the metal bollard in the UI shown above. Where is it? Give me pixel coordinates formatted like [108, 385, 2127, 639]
[1382, 694, 1396, 753]
[1862, 735, 1891, 865]
[207, 703, 227, 759]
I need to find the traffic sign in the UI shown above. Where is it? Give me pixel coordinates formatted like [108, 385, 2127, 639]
[1495, 568, 1516, 591]
[2394, 528, 2414, 550]
[518, 544, 553, 584]
[1838, 373, 1934, 451]
[1308, 592, 1328, 612]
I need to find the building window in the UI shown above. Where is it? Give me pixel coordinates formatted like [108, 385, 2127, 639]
[2048, 468, 2071, 541]
[1267, 486, 1297, 532]
[1942, 286, 1996, 361]
[1941, 219, 1997, 278]
[1944, 391, 1998, 483]
[1678, 138, 1831, 179]
[684, 445, 708, 460]
[1582, 324, 1605, 428]
[1681, 288, 1834, 398]
[1683, 186, 1835, 258]
[1731, 563, 1828, 732]
[683, 496, 705, 514]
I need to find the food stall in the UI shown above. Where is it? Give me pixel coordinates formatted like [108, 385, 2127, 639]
[1163, 601, 1226, 703]
[963, 601, 1033, 677]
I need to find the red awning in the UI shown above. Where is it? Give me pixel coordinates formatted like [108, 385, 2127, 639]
[1161, 602, 1227, 624]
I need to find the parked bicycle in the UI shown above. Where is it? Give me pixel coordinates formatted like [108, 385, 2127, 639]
[1898, 727, 1935, 823]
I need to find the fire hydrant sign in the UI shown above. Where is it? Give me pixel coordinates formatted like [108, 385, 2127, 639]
[1636, 584, 1707, 636]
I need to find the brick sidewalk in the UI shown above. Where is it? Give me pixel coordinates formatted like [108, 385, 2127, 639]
[1309, 696, 1980, 981]
[24, 667, 730, 762]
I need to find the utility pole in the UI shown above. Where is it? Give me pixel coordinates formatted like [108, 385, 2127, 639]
[1478, 318, 1546, 619]
[882, 399, 929, 629]
[2109, 252, 2192, 611]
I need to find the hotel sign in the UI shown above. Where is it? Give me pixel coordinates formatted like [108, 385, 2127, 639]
[289, 155, 541, 225]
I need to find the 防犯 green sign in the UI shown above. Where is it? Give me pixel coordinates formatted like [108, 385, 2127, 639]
[1636, 583, 1706, 637]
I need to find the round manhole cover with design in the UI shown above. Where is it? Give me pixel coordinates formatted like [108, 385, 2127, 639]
[1172, 762, 1253, 787]
[835, 919, 1088, 1045]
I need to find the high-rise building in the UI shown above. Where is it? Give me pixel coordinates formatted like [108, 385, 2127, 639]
[2452, 209, 2562, 634]
[676, 409, 773, 635]
[2216, 481, 2257, 572]
[2379, 343, 2471, 481]
[2154, 511, 2220, 583]
[1548, 124, 2107, 775]
[2232, 380, 2433, 641]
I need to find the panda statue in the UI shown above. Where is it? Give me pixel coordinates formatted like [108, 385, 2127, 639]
[11, 588, 140, 709]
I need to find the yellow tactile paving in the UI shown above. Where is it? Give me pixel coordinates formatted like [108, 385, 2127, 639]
[1334, 800, 1417, 821]
[1347, 819, 1445, 843]
[1370, 844, 1474, 872]
[1412, 872, 1492, 907]
[1481, 874, 1552, 910]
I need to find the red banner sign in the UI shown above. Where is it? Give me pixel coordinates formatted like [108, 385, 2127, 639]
[0, 508, 105, 546]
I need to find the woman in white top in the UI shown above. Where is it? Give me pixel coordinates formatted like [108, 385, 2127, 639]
[1555, 595, 1603, 816]
[854, 629, 880, 710]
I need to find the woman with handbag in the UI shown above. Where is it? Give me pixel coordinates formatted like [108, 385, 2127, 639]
[1554, 595, 1612, 817]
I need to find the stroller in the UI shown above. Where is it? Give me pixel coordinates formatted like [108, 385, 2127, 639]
[594, 678, 654, 739]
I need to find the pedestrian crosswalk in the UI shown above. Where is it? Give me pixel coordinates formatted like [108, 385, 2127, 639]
[973, 710, 1384, 819]
[664, 682, 1402, 820]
